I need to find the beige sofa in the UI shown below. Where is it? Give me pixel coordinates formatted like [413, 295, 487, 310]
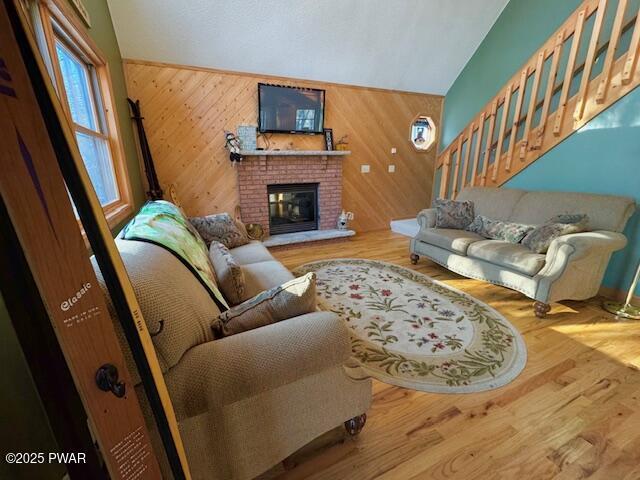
[93, 239, 371, 479]
[410, 187, 635, 317]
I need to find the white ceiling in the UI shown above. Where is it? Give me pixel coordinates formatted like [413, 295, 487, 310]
[107, 0, 508, 95]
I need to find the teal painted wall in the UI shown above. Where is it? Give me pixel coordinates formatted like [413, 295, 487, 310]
[440, 0, 640, 296]
[441, 0, 583, 152]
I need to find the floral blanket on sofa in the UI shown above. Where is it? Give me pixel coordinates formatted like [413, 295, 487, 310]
[121, 200, 228, 310]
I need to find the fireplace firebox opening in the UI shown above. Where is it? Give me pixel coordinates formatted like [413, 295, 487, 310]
[267, 183, 319, 235]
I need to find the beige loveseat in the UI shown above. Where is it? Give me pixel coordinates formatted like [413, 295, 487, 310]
[93, 239, 371, 479]
[410, 187, 635, 317]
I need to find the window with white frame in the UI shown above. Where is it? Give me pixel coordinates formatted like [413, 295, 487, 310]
[54, 31, 118, 205]
[31, 0, 132, 226]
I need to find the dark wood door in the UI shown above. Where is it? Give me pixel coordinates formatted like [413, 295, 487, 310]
[0, 1, 189, 478]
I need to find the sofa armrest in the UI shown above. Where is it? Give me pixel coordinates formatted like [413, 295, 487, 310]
[547, 230, 626, 261]
[417, 208, 437, 230]
[533, 230, 628, 303]
[537, 230, 627, 277]
[164, 311, 351, 419]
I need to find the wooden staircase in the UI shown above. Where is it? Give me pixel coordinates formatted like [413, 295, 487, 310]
[436, 0, 640, 199]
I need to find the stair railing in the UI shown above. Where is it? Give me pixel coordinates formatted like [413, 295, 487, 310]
[436, 0, 640, 199]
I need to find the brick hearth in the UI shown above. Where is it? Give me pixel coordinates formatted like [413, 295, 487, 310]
[237, 156, 342, 235]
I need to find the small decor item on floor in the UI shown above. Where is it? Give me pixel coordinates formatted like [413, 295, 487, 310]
[237, 125, 257, 150]
[246, 223, 264, 241]
[293, 259, 527, 393]
[324, 128, 334, 150]
[224, 131, 243, 163]
[337, 210, 354, 230]
[603, 259, 640, 320]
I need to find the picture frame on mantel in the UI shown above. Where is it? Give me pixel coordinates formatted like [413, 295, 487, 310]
[324, 128, 334, 151]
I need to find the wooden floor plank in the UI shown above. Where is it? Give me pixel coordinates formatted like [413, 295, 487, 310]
[270, 230, 640, 480]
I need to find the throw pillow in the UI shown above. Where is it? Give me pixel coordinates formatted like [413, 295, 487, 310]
[209, 241, 246, 305]
[548, 213, 589, 229]
[466, 215, 533, 243]
[212, 272, 317, 338]
[522, 222, 583, 254]
[189, 213, 250, 249]
[433, 198, 475, 229]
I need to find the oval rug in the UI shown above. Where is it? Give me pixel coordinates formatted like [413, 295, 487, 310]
[293, 259, 527, 393]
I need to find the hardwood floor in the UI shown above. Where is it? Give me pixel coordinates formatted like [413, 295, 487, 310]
[270, 230, 640, 480]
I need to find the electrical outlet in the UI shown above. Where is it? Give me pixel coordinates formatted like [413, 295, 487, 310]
[391, 147, 397, 154]
[361, 164, 370, 173]
[388, 164, 396, 173]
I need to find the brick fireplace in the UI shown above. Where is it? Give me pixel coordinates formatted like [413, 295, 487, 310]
[237, 155, 343, 236]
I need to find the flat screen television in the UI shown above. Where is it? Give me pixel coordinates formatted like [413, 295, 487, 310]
[258, 83, 325, 134]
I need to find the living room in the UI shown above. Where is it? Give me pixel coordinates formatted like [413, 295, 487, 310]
[1, 0, 639, 479]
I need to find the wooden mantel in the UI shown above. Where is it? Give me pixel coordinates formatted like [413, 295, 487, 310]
[239, 149, 351, 157]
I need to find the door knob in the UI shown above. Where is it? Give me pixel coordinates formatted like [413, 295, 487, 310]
[95, 364, 126, 398]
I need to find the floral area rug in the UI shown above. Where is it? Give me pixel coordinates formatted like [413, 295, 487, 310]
[292, 259, 527, 393]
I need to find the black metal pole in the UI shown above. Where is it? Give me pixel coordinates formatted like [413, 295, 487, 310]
[127, 98, 163, 200]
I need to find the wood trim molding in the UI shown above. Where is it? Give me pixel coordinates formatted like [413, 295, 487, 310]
[43, 0, 101, 62]
[123, 58, 444, 98]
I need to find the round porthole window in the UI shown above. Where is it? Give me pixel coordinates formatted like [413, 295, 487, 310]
[410, 115, 436, 152]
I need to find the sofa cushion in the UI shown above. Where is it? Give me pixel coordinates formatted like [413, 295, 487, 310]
[522, 222, 584, 254]
[466, 215, 533, 243]
[467, 240, 546, 276]
[508, 190, 635, 232]
[456, 187, 526, 221]
[241, 260, 295, 300]
[433, 198, 474, 229]
[209, 241, 246, 305]
[212, 273, 317, 338]
[229, 241, 275, 265]
[189, 213, 250, 248]
[416, 228, 484, 255]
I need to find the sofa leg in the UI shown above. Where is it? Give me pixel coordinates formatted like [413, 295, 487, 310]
[410, 253, 419, 265]
[344, 413, 367, 436]
[534, 301, 551, 318]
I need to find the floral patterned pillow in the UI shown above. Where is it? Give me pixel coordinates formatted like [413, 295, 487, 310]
[522, 222, 583, 254]
[466, 215, 533, 243]
[189, 213, 250, 249]
[433, 198, 475, 229]
[548, 213, 589, 229]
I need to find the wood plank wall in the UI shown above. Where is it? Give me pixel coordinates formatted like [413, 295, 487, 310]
[123, 60, 442, 232]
